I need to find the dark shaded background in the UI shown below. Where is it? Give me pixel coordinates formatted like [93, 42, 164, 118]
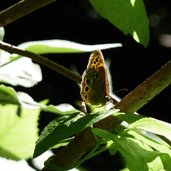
[1, 0, 171, 170]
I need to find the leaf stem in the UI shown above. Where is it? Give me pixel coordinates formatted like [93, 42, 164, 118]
[0, 41, 82, 83]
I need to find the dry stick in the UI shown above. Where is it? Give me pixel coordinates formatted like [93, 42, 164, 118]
[0, 41, 82, 84]
[42, 61, 171, 170]
[0, 0, 55, 27]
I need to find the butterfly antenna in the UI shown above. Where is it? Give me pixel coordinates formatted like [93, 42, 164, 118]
[114, 88, 128, 94]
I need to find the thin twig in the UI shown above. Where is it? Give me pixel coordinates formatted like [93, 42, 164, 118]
[0, 41, 82, 83]
[0, 0, 55, 27]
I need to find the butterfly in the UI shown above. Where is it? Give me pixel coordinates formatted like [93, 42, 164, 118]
[80, 50, 117, 106]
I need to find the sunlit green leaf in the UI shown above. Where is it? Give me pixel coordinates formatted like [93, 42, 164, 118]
[0, 27, 5, 41]
[115, 112, 144, 124]
[129, 117, 171, 141]
[90, 0, 149, 47]
[0, 56, 42, 87]
[34, 109, 119, 157]
[127, 130, 171, 155]
[0, 104, 39, 160]
[18, 92, 79, 115]
[147, 155, 170, 171]
[94, 128, 171, 171]
[41, 103, 79, 115]
[18, 40, 122, 54]
[0, 85, 20, 105]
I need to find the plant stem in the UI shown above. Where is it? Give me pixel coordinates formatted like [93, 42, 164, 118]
[115, 60, 171, 113]
[0, 0, 55, 27]
[0, 41, 82, 83]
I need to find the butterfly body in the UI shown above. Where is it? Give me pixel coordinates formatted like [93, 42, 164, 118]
[80, 50, 110, 105]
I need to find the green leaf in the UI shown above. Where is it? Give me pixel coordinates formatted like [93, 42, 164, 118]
[115, 112, 144, 124]
[0, 85, 20, 105]
[108, 140, 118, 155]
[0, 27, 5, 41]
[129, 117, 171, 142]
[18, 39, 122, 54]
[18, 92, 80, 115]
[34, 109, 119, 158]
[0, 104, 39, 160]
[147, 155, 171, 171]
[0, 56, 42, 87]
[89, 0, 149, 47]
[41, 103, 80, 115]
[126, 130, 171, 156]
[94, 128, 171, 171]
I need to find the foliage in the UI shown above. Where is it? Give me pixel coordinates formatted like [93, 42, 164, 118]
[36, 108, 171, 171]
[0, 39, 122, 161]
[0, 103, 40, 160]
[90, 0, 149, 47]
[0, 1, 170, 171]
[0, 37, 171, 169]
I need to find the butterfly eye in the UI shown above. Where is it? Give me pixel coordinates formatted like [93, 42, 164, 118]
[93, 57, 99, 65]
[85, 78, 90, 85]
[84, 86, 89, 92]
[84, 94, 88, 100]
[95, 57, 99, 62]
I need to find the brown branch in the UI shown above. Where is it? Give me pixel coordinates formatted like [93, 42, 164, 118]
[42, 60, 171, 170]
[115, 60, 171, 113]
[0, 0, 55, 27]
[0, 41, 82, 83]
